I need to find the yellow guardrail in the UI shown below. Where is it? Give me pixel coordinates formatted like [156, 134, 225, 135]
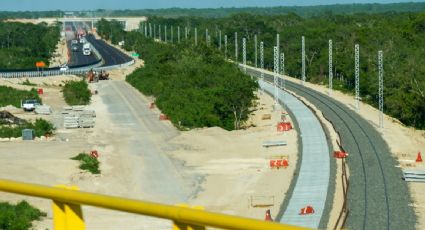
[0, 179, 307, 230]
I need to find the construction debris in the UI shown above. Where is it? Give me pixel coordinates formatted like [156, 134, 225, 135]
[403, 169, 425, 182]
[34, 105, 52, 115]
[262, 140, 287, 148]
[0, 110, 26, 125]
[62, 105, 96, 129]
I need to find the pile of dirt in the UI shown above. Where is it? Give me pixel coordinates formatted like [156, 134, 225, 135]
[0, 110, 26, 125]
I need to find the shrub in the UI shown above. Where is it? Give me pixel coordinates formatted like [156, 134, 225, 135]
[0, 118, 55, 138]
[71, 153, 100, 174]
[62, 80, 91, 106]
[0, 86, 41, 108]
[0, 200, 46, 230]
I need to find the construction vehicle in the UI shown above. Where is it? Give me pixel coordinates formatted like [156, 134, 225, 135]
[87, 69, 109, 83]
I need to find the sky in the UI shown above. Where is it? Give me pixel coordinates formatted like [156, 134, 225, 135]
[0, 0, 424, 11]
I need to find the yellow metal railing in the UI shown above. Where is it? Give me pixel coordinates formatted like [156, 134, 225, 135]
[0, 179, 307, 230]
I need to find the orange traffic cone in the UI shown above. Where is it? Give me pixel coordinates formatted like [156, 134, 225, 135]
[265, 209, 273, 221]
[416, 151, 423, 163]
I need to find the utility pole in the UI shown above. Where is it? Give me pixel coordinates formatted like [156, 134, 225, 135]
[164, 25, 166, 42]
[378, 50, 384, 128]
[219, 30, 222, 50]
[171, 26, 173, 43]
[329, 40, 333, 95]
[281, 52, 285, 90]
[254, 34, 258, 68]
[235, 32, 238, 62]
[178, 26, 180, 43]
[224, 35, 228, 59]
[159, 25, 161, 41]
[243, 37, 247, 73]
[276, 33, 280, 57]
[185, 27, 188, 40]
[154, 24, 156, 39]
[355, 44, 360, 111]
[144, 24, 147, 37]
[149, 23, 152, 38]
[301, 36, 306, 84]
[274, 46, 279, 107]
[260, 41, 264, 91]
[195, 28, 197, 45]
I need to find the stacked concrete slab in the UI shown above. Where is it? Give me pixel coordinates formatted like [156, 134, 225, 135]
[35, 105, 52, 115]
[62, 106, 96, 129]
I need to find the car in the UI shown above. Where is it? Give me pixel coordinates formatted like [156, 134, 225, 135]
[59, 64, 69, 72]
[71, 40, 78, 45]
[21, 99, 40, 112]
[71, 45, 78, 52]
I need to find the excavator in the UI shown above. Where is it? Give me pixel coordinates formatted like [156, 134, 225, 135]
[87, 69, 109, 83]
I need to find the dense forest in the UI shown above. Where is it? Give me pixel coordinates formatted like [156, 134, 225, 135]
[137, 12, 425, 129]
[2, 2, 425, 19]
[0, 21, 60, 69]
[97, 20, 257, 130]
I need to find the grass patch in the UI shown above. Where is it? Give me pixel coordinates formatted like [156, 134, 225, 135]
[0, 86, 41, 108]
[62, 80, 91, 106]
[0, 200, 46, 230]
[71, 153, 100, 174]
[0, 118, 55, 138]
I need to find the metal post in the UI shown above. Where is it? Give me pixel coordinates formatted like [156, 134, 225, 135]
[301, 36, 306, 84]
[260, 41, 264, 91]
[235, 32, 238, 62]
[274, 46, 279, 107]
[378, 50, 384, 128]
[195, 28, 197, 45]
[254, 35, 258, 68]
[219, 30, 222, 50]
[164, 25, 167, 43]
[355, 44, 360, 110]
[171, 26, 173, 43]
[243, 38, 247, 73]
[159, 25, 161, 41]
[280, 52, 285, 89]
[224, 35, 228, 59]
[149, 23, 152, 38]
[329, 40, 333, 95]
[178, 26, 180, 43]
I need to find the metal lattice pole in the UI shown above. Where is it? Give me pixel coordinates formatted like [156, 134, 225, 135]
[235, 32, 238, 62]
[260, 41, 264, 91]
[219, 30, 222, 50]
[149, 23, 152, 37]
[243, 38, 247, 73]
[144, 24, 147, 37]
[281, 52, 285, 89]
[164, 25, 167, 43]
[177, 26, 180, 43]
[185, 27, 188, 40]
[153, 24, 156, 39]
[224, 35, 228, 59]
[378, 50, 384, 128]
[355, 44, 360, 110]
[195, 28, 197, 45]
[329, 40, 333, 95]
[274, 46, 279, 106]
[301, 36, 306, 84]
[171, 26, 173, 43]
[159, 25, 161, 41]
[254, 35, 258, 67]
[276, 33, 280, 56]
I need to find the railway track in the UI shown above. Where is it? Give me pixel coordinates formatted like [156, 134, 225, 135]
[246, 67, 416, 230]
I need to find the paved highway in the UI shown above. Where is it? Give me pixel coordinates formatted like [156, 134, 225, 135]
[66, 40, 99, 67]
[85, 34, 133, 67]
[245, 66, 416, 230]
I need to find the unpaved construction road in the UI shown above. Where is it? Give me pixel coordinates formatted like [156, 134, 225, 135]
[96, 80, 190, 204]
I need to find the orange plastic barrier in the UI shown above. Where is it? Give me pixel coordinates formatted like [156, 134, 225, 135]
[37, 88, 44, 95]
[90, 150, 99, 158]
[265, 209, 273, 221]
[159, 114, 169, 120]
[277, 122, 292, 132]
[333, 151, 348, 159]
[270, 159, 289, 169]
[299, 206, 314, 215]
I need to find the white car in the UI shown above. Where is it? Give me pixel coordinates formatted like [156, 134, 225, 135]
[59, 64, 69, 72]
[21, 99, 40, 112]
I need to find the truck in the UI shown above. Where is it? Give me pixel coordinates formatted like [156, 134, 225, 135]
[83, 43, 91, 56]
[21, 99, 40, 112]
